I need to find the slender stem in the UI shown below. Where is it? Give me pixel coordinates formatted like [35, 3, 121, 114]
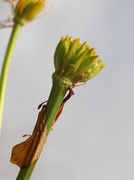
[16, 163, 36, 180]
[45, 81, 67, 132]
[16, 79, 68, 180]
[0, 23, 22, 133]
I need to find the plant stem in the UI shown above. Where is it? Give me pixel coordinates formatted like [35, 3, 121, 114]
[0, 23, 22, 133]
[16, 163, 36, 180]
[16, 79, 68, 180]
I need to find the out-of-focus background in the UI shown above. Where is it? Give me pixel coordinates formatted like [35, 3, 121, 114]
[0, 0, 134, 179]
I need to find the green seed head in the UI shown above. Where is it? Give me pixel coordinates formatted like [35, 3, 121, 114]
[14, 0, 46, 25]
[53, 35, 105, 88]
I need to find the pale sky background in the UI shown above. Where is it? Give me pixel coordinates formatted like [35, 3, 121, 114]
[0, 0, 134, 179]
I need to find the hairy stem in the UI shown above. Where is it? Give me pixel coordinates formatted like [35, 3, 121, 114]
[0, 23, 22, 133]
[16, 79, 68, 180]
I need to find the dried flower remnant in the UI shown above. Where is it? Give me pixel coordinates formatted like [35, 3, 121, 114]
[0, 17, 13, 28]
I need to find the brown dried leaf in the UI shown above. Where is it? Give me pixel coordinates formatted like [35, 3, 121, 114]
[10, 88, 74, 168]
[10, 108, 47, 168]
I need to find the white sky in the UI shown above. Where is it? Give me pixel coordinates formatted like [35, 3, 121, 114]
[0, 0, 134, 179]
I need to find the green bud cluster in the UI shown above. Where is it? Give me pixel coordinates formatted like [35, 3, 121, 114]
[53, 35, 105, 88]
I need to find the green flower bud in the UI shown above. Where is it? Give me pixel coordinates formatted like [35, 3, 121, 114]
[54, 36, 70, 71]
[53, 35, 105, 88]
[14, 0, 46, 25]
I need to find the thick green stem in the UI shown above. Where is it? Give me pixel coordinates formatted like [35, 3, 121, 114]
[16, 79, 68, 180]
[0, 23, 22, 133]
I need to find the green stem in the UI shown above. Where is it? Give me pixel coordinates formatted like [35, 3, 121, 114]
[0, 23, 22, 133]
[16, 79, 68, 180]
